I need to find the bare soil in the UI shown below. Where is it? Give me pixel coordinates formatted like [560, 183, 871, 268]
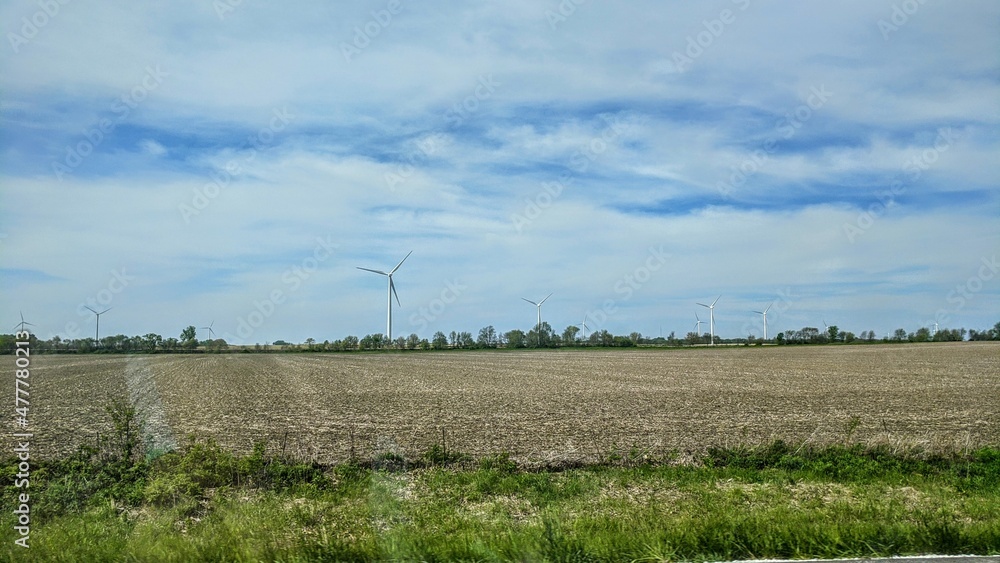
[10, 342, 999, 464]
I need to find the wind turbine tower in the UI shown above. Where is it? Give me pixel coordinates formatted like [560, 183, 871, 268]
[522, 293, 552, 346]
[357, 251, 412, 342]
[84, 306, 111, 344]
[696, 296, 720, 345]
[753, 303, 772, 340]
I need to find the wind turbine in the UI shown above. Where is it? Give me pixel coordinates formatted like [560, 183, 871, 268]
[694, 313, 704, 337]
[578, 316, 589, 341]
[696, 296, 720, 345]
[84, 306, 111, 344]
[357, 251, 412, 342]
[13, 311, 35, 333]
[201, 321, 216, 340]
[521, 293, 552, 346]
[753, 303, 772, 340]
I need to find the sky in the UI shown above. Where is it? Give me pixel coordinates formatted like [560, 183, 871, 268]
[1, 0, 998, 345]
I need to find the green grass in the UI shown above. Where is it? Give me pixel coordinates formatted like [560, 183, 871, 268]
[3, 440, 999, 562]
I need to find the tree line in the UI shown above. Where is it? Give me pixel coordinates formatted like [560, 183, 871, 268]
[3, 321, 999, 354]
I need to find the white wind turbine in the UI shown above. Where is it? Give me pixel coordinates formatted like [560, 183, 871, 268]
[694, 313, 704, 337]
[84, 306, 111, 344]
[578, 316, 589, 341]
[201, 321, 216, 340]
[521, 293, 552, 346]
[696, 296, 720, 345]
[753, 303, 772, 340]
[357, 251, 412, 342]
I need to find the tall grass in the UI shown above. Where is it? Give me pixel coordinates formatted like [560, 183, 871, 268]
[2, 435, 999, 562]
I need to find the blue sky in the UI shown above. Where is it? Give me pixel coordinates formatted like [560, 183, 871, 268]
[1, 0, 998, 344]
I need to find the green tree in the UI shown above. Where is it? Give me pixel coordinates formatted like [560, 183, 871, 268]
[180, 325, 198, 349]
[457, 332, 474, 348]
[827, 325, 840, 342]
[431, 331, 448, 349]
[562, 325, 580, 345]
[504, 329, 526, 349]
[406, 333, 420, 349]
[477, 325, 498, 348]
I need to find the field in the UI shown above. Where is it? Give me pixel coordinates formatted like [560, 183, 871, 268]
[12, 342, 998, 464]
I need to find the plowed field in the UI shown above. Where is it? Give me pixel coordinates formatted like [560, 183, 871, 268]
[9, 342, 999, 464]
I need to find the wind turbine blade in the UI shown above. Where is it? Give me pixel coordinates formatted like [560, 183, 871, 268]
[695, 312, 700, 321]
[538, 293, 553, 305]
[85, 306, 98, 315]
[753, 311, 763, 315]
[712, 295, 721, 306]
[390, 278, 401, 307]
[696, 303, 709, 308]
[389, 250, 413, 275]
[357, 267, 388, 275]
[763, 304, 771, 314]
[100, 307, 112, 314]
[521, 298, 538, 306]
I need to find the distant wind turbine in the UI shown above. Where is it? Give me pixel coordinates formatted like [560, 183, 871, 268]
[13, 311, 35, 333]
[694, 313, 704, 337]
[357, 251, 412, 342]
[201, 321, 216, 340]
[753, 303, 772, 340]
[522, 293, 553, 346]
[578, 316, 589, 341]
[696, 296, 720, 345]
[84, 306, 111, 344]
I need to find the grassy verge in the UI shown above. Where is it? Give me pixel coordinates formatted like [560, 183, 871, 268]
[2, 440, 998, 562]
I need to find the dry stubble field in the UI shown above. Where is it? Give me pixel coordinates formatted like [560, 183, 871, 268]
[10, 342, 999, 465]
